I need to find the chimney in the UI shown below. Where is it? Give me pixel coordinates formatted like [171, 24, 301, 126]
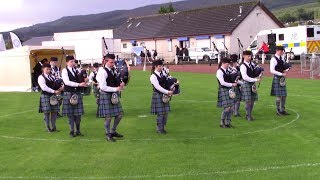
[239, 6, 243, 14]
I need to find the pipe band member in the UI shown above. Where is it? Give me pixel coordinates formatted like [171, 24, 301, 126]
[217, 58, 237, 128]
[229, 54, 243, 117]
[240, 50, 261, 121]
[61, 55, 87, 137]
[96, 54, 125, 142]
[150, 60, 173, 134]
[38, 63, 62, 132]
[270, 46, 290, 116]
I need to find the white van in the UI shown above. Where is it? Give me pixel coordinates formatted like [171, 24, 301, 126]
[248, 25, 320, 59]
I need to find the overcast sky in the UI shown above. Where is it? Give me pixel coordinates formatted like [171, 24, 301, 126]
[0, 0, 182, 32]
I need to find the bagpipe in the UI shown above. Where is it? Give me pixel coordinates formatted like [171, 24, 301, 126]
[115, 58, 130, 86]
[162, 76, 180, 104]
[252, 62, 264, 93]
[78, 68, 91, 96]
[227, 67, 240, 99]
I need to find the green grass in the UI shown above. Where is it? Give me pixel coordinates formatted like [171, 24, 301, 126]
[1, 70, 320, 179]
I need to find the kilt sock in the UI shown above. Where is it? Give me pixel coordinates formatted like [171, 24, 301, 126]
[44, 113, 50, 130]
[227, 106, 233, 125]
[105, 116, 112, 134]
[234, 101, 240, 115]
[68, 115, 75, 132]
[50, 113, 57, 129]
[163, 113, 168, 127]
[75, 115, 81, 132]
[281, 96, 287, 112]
[156, 114, 164, 131]
[111, 115, 122, 133]
[276, 97, 281, 112]
[250, 100, 255, 116]
[245, 102, 252, 118]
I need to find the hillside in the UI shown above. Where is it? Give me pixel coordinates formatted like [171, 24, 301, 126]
[1, 0, 318, 42]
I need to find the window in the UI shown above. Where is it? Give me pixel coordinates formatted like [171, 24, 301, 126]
[278, 34, 284, 41]
[122, 43, 127, 49]
[317, 31, 320, 34]
[307, 28, 314, 38]
[168, 40, 172, 52]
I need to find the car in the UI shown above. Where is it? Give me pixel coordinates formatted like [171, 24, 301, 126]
[188, 47, 218, 61]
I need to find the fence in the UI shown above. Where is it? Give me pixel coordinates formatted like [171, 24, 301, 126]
[300, 53, 320, 79]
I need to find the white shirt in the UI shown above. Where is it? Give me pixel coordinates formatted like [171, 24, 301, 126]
[216, 67, 233, 87]
[240, 61, 258, 83]
[61, 66, 79, 87]
[88, 71, 97, 83]
[96, 66, 118, 92]
[150, 70, 169, 94]
[270, 54, 284, 76]
[38, 74, 55, 94]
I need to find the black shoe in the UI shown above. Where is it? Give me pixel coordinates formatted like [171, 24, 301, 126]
[246, 116, 253, 121]
[70, 131, 75, 138]
[281, 111, 290, 115]
[106, 134, 116, 142]
[75, 131, 84, 136]
[157, 129, 167, 134]
[51, 127, 60, 132]
[277, 111, 284, 116]
[111, 132, 123, 138]
[219, 124, 226, 128]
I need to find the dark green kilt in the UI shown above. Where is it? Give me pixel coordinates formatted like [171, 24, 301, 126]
[62, 92, 84, 116]
[38, 94, 60, 113]
[217, 87, 235, 108]
[233, 86, 241, 101]
[151, 92, 170, 115]
[97, 91, 123, 118]
[241, 82, 258, 102]
[271, 75, 287, 97]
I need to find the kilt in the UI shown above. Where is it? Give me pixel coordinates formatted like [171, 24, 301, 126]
[217, 87, 234, 108]
[93, 85, 99, 98]
[233, 86, 241, 101]
[62, 92, 84, 116]
[97, 91, 123, 118]
[151, 92, 170, 115]
[241, 82, 258, 102]
[271, 75, 287, 97]
[38, 94, 60, 113]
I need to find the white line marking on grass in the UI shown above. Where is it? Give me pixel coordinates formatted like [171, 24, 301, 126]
[0, 162, 319, 179]
[0, 102, 300, 142]
[0, 110, 34, 118]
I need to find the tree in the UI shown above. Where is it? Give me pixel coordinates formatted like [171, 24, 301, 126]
[296, 8, 314, 21]
[158, 3, 175, 14]
[279, 12, 297, 23]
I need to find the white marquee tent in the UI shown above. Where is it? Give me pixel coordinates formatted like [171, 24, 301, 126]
[0, 46, 75, 92]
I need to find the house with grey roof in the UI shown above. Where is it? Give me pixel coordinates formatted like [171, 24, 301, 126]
[114, 1, 283, 61]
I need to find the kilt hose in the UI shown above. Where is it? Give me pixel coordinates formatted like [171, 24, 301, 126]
[93, 85, 99, 98]
[39, 94, 60, 113]
[97, 91, 123, 118]
[217, 87, 234, 108]
[271, 75, 287, 97]
[151, 92, 170, 115]
[62, 92, 84, 116]
[241, 82, 258, 102]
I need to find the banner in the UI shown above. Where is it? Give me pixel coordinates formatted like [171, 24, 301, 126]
[0, 34, 6, 51]
[10, 32, 22, 48]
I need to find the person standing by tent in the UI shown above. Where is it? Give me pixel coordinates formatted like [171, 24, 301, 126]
[38, 63, 63, 132]
[61, 55, 88, 137]
[33, 58, 49, 92]
[50, 57, 63, 118]
[96, 54, 125, 142]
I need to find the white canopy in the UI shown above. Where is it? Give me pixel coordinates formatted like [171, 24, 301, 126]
[0, 46, 75, 92]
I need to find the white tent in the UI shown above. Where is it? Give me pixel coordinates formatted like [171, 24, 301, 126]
[0, 46, 75, 92]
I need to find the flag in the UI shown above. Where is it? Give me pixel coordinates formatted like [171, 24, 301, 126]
[10, 32, 22, 48]
[0, 34, 6, 51]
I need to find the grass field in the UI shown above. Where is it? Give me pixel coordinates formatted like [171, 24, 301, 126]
[272, 2, 320, 20]
[1, 70, 320, 179]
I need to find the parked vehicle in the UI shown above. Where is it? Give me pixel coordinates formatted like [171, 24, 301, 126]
[248, 25, 320, 60]
[188, 47, 218, 61]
